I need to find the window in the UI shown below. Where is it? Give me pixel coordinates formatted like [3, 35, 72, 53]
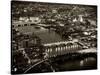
[24, 24, 27, 26]
[12, 25, 14, 27]
[18, 25, 21, 27]
[31, 24, 35, 26]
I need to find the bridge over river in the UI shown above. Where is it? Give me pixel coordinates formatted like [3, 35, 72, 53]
[78, 48, 97, 53]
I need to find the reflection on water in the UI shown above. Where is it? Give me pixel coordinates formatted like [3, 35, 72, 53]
[24, 52, 97, 74]
[80, 60, 84, 66]
[81, 57, 97, 69]
[52, 57, 97, 71]
[80, 57, 96, 67]
[36, 29, 63, 44]
[17, 26, 63, 44]
[16, 26, 97, 73]
[16, 26, 48, 34]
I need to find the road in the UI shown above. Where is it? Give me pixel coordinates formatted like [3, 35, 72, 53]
[24, 59, 48, 73]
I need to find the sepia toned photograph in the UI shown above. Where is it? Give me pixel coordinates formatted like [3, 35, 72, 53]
[11, 0, 97, 74]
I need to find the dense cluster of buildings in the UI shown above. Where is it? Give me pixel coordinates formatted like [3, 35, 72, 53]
[11, 1, 97, 74]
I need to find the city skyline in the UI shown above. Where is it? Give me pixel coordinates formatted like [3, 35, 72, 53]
[11, 0, 97, 74]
